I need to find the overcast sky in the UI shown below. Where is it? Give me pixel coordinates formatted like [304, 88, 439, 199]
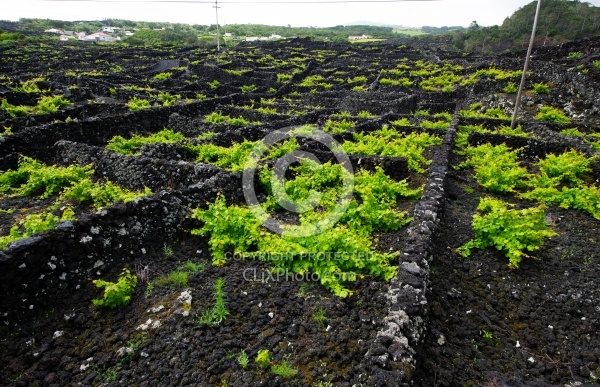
[3, 0, 600, 28]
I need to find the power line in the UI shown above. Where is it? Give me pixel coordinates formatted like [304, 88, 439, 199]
[43, 0, 439, 3]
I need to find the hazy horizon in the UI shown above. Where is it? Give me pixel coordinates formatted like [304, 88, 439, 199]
[4, 0, 600, 29]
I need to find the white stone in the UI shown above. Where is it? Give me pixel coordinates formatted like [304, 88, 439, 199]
[53, 331, 63, 338]
[437, 334, 446, 346]
[19, 263, 26, 269]
[268, 312, 274, 318]
[90, 227, 100, 234]
[516, 340, 521, 348]
[117, 347, 134, 356]
[528, 357, 535, 363]
[149, 305, 165, 313]
[47, 262, 57, 270]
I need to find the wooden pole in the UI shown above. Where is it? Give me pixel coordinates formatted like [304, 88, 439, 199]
[511, 0, 542, 129]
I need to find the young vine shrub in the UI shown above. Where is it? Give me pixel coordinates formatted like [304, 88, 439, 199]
[186, 138, 298, 172]
[190, 161, 422, 297]
[341, 125, 442, 173]
[92, 268, 138, 309]
[0, 207, 75, 249]
[457, 197, 557, 269]
[459, 143, 529, 194]
[0, 157, 151, 248]
[106, 128, 186, 155]
[520, 150, 600, 220]
[0, 156, 92, 198]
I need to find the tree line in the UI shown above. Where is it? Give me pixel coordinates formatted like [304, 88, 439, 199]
[411, 0, 600, 53]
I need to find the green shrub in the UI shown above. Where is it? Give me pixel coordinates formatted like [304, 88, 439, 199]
[532, 82, 550, 95]
[535, 106, 570, 123]
[323, 119, 355, 134]
[434, 112, 453, 122]
[92, 268, 138, 309]
[503, 82, 518, 93]
[457, 197, 556, 268]
[204, 112, 258, 126]
[560, 128, 584, 136]
[460, 103, 510, 120]
[153, 72, 172, 81]
[12, 76, 44, 93]
[1, 96, 70, 117]
[535, 150, 590, 186]
[0, 156, 149, 210]
[61, 178, 151, 210]
[157, 92, 180, 106]
[277, 73, 293, 83]
[421, 120, 450, 130]
[190, 162, 419, 297]
[347, 75, 367, 84]
[0, 156, 92, 198]
[496, 125, 529, 138]
[255, 350, 270, 368]
[271, 358, 298, 379]
[241, 84, 257, 93]
[389, 118, 411, 127]
[208, 80, 220, 89]
[520, 150, 600, 220]
[36, 96, 70, 114]
[127, 97, 151, 111]
[106, 129, 186, 155]
[459, 143, 529, 193]
[342, 126, 442, 173]
[0, 208, 75, 249]
[1, 99, 29, 117]
[379, 78, 412, 87]
[225, 69, 249, 76]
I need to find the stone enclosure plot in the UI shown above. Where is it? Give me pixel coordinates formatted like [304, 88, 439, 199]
[1, 37, 600, 386]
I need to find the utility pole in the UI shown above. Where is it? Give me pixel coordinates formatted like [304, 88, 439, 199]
[511, 0, 542, 129]
[213, 0, 221, 51]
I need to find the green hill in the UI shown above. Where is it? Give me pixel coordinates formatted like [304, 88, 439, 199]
[410, 0, 600, 53]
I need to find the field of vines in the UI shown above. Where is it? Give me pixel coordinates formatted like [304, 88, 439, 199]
[1, 37, 600, 386]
